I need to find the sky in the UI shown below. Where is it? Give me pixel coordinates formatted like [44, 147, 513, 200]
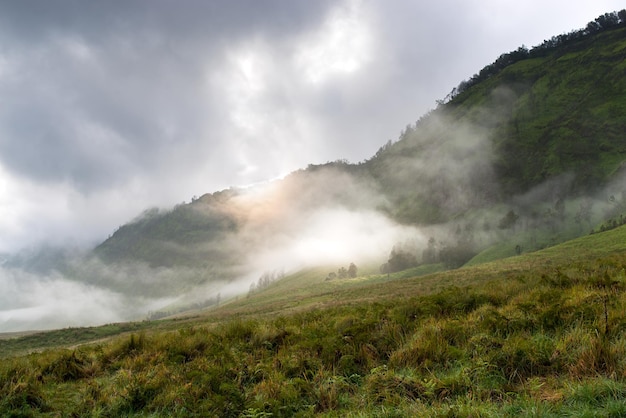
[0, 0, 623, 253]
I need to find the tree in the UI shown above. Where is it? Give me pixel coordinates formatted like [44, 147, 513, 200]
[348, 263, 358, 278]
[247, 282, 256, 297]
[575, 199, 593, 230]
[439, 241, 476, 269]
[586, 20, 601, 34]
[554, 197, 565, 221]
[258, 273, 271, 289]
[383, 246, 418, 273]
[498, 210, 519, 230]
[595, 12, 620, 30]
[337, 267, 348, 279]
[422, 237, 438, 264]
[380, 263, 390, 275]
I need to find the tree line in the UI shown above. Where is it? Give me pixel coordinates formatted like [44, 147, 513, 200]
[325, 263, 358, 281]
[446, 10, 626, 102]
[248, 270, 286, 296]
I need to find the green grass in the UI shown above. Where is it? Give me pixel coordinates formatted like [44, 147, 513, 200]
[0, 322, 154, 358]
[3, 225, 626, 415]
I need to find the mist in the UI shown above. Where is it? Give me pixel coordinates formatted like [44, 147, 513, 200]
[0, 265, 176, 332]
[2, 92, 622, 333]
[0, 161, 621, 332]
[0, 206, 423, 332]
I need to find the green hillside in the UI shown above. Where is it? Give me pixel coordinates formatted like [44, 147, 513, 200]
[457, 26, 626, 193]
[367, 23, 626, 223]
[95, 189, 241, 268]
[4, 220, 626, 416]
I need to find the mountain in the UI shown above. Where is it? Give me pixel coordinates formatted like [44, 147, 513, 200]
[5, 12, 626, 415]
[16, 11, 626, 316]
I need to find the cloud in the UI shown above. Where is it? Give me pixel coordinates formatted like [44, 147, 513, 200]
[0, 266, 167, 332]
[0, 0, 623, 252]
[247, 207, 423, 274]
[295, 0, 373, 85]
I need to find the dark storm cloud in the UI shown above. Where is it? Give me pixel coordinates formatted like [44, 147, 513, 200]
[0, 1, 334, 43]
[0, 1, 333, 189]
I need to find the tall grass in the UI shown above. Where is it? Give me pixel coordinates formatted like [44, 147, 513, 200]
[3, 232, 626, 415]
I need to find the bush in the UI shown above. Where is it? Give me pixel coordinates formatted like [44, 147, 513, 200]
[0, 368, 48, 413]
[41, 350, 92, 382]
[390, 320, 464, 371]
[365, 367, 427, 405]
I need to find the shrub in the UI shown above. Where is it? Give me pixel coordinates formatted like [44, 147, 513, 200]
[365, 367, 427, 405]
[0, 368, 48, 413]
[219, 319, 258, 344]
[390, 320, 464, 371]
[570, 333, 621, 377]
[490, 333, 558, 383]
[566, 378, 626, 409]
[41, 350, 91, 382]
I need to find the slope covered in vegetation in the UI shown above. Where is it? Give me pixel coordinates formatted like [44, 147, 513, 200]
[367, 18, 626, 223]
[3, 224, 626, 416]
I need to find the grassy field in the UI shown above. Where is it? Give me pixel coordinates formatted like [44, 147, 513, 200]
[3, 226, 626, 416]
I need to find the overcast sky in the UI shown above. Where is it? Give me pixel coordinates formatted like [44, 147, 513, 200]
[0, 0, 622, 253]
